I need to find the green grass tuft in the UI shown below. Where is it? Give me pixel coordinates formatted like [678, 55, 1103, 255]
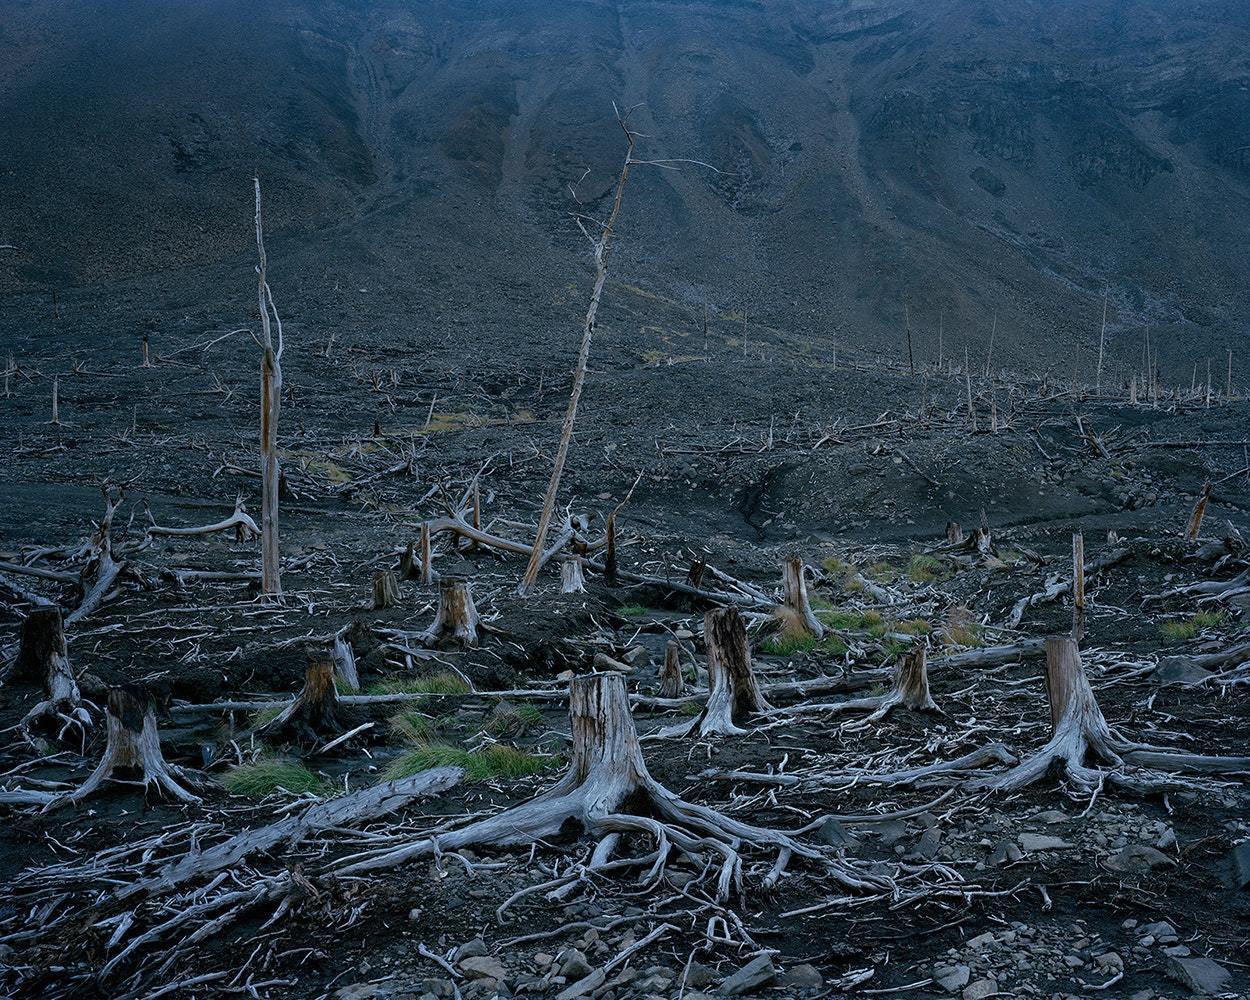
[616, 603, 650, 617]
[221, 758, 328, 798]
[365, 672, 471, 698]
[1161, 611, 1226, 641]
[484, 701, 545, 737]
[906, 554, 949, 584]
[383, 744, 560, 783]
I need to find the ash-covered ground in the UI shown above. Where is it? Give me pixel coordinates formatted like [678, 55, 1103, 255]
[0, 282, 1247, 999]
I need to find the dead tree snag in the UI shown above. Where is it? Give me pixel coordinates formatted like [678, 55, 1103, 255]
[15, 606, 91, 742]
[254, 178, 285, 598]
[420, 576, 480, 647]
[60, 687, 201, 806]
[776, 556, 823, 639]
[518, 107, 639, 596]
[1185, 481, 1212, 542]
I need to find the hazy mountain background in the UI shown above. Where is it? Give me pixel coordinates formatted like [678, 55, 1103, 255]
[1, 0, 1247, 378]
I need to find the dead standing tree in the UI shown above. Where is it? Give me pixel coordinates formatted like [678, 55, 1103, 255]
[678, 607, 771, 738]
[254, 178, 285, 598]
[517, 107, 638, 595]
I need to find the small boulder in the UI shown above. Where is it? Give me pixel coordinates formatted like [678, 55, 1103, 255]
[1167, 955, 1230, 995]
[718, 955, 776, 995]
[1018, 833, 1071, 852]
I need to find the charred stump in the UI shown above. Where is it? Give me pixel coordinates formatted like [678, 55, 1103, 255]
[259, 652, 344, 745]
[15, 606, 91, 742]
[372, 569, 401, 609]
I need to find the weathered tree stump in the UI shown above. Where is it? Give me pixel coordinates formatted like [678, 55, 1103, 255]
[338, 672, 869, 900]
[869, 644, 939, 719]
[372, 569, 401, 609]
[259, 652, 343, 745]
[945, 521, 964, 545]
[658, 641, 684, 699]
[684, 608, 770, 737]
[561, 557, 587, 594]
[62, 687, 201, 806]
[332, 632, 360, 692]
[420, 576, 480, 647]
[15, 606, 91, 742]
[418, 521, 436, 585]
[776, 556, 823, 639]
[1185, 481, 1212, 542]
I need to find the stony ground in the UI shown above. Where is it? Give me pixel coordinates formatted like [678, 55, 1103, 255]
[1, 291, 1248, 1000]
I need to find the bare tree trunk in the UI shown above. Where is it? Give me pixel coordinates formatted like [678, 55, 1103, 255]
[332, 632, 360, 692]
[420, 576, 480, 647]
[254, 178, 284, 598]
[776, 556, 823, 639]
[1071, 532, 1085, 640]
[658, 640, 684, 699]
[419, 521, 436, 585]
[518, 111, 638, 595]
[603, 512, 618, 586]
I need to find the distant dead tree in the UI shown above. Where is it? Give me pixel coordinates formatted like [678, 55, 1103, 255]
[253, 178, 285, 598]
[518, 105, 714, 595]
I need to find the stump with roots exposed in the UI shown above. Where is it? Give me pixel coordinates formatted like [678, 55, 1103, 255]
[658, 640, 684, 699]
[560, 557, 586, 594]
[868, 644, 939, 720]
[16, 606, 92, 742]
[420, 576, 480, 647]
[682, 608, 770, 737]
[338, 672, 883, 900]
[776, 556, 823, 639]
[372, 569, 401, 609]
[972, 637, 1250, 796]
[60, 687, 201, 806]
[259, 652, 343, 745]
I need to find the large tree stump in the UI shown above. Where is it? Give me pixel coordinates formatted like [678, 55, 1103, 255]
[658, 641, 684, 699]
[15, 606, 91, 742]
[338, 673, 874, 901]
[684, 608, 770, 737]
[776, 556, 823, 639]
[868, 645, 939, 719]
[420, 576, 480, 647]
[62, 687, 201, 806]
[259, 652, 343, 745]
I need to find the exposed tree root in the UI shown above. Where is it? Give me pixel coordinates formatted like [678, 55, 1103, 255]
[144, 495, 259, 543]
[971, 637, 1250, 796]
[56, 687, 201, 807]
[338, 673, 884, 900]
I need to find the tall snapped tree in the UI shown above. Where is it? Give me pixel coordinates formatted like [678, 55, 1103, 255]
[254, 178, 284, 597]
[517, 106, 638, 596]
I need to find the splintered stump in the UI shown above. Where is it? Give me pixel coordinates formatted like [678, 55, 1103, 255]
[372, 569, 401, 609]
[259, 653, 343, 745]
[684, 608, 770, 737]
[869, 645, 938, 719]
[1185, 481, 1213, 542]
[63, 687, 201, 806]
[420, 576, 480, 647]
[338, 673, 875, 900]
[561, 557, 587, 594]
[658, 641, 684, 699]
[973, 637, 1250, 795]
[776, 556, 823, 639]
[16, 606, 91, 741]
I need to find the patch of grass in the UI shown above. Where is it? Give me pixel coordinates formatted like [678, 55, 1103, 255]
[365, 672, 471, 698]
[678, 702, 703, 716]
[761, 633, 819, 656]
[616, 603, 650, 617]
[383, 744, 560, 783]
[248, 706, 282, 729]
[1161, 611, 1226, 641]
[221, 758, 328, 798]
[906, 555, 949, 584]
[892, 617, 932, 636]
[865, 561, 898, 583]
[484, 701, 545, 737]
